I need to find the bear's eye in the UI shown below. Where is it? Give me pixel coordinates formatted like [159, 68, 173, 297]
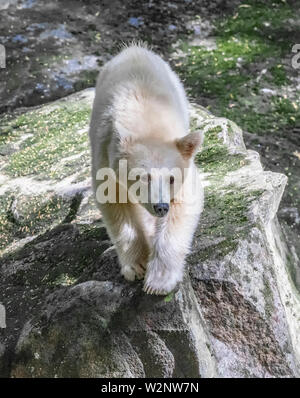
[170, 175, 175, 185]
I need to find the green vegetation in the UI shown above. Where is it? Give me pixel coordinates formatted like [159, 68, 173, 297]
[196, 142, 246, 178]
[0, 104, 91, 179]
[177, 0, 300, 135]
[195, 186, 263, 260]
[201, 185, 261, 238]
[177, 0, 300, 257]
[164, 292, 174, 303]
[191, 117, 256, 260]
[194, 124, 246, 178]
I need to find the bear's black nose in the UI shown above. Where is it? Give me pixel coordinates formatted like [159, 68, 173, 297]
[153, 203, 169, 217]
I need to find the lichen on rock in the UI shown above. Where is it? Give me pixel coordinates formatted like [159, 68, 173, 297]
[0, 88, 299, 378]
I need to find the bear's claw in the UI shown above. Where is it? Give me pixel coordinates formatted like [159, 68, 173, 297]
[143, 283, 167, 296]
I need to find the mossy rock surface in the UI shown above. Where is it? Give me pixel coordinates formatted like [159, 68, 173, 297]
[1, 0, 300, 379]
[0, 89, 299, 378]
[172, 0, 300, 295]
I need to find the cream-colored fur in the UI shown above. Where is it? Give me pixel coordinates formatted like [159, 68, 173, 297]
[89, 45, 204, 294]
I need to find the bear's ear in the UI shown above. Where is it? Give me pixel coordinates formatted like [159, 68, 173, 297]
[175, 131, 203, 160]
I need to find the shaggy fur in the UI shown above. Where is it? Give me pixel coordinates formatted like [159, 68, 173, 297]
[89, 45, 204, 294]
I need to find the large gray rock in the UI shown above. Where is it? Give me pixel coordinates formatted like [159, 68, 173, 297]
[0, 89, 299, 378]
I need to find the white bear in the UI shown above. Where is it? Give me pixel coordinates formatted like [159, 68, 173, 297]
[89, 44, 204, 295]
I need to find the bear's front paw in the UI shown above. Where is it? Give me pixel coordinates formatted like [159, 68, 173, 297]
[143, 260, 183, 295]
[121, 262, 146, 281]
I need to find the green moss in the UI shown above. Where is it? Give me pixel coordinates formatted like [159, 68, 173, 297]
[2, 105, 91, 179]
[164, 292, 174, 303]
[220, 1, 292, 43]
[272, 97, 300, 127]
[191, 120, 260, 262]
[195, 125, 246, 177]
[195, 186, 263, 260]
[203, 126, 222, 146]
[0, 112, 26, 146]
[180, 33, 272, 98]
[269, 64, 289, 86]
[176, 0, 300, 219]
[50, 152, 90, 180]
[227, 96, 300, 134]
[202, 188, 249, 234]
[196, 145, 245, 177]
[0, 192, 71, 251]
[176, 0, 298, 136]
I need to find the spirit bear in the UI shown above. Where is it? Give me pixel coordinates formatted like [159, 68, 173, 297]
[89, 44, 204, 295]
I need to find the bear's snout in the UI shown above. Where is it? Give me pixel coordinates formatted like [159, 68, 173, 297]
[153, 203, 169, 217]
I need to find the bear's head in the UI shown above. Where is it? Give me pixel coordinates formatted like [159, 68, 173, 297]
[116, 130, 203, 217]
